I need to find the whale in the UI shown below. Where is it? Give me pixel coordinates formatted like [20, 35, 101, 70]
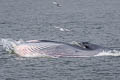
[0, 38, 111, 58]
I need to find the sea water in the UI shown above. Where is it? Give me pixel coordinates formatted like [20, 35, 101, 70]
[0, 0, 120, 80]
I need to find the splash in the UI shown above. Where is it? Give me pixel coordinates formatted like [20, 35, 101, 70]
[0, 38, 24, 54]
[95, 50, 120, 57]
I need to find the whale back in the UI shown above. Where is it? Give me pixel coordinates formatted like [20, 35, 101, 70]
[26, 40, 104, 50]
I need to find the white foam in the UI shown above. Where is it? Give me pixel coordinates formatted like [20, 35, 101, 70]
[95, 50, 120, 57]
[52, 1, 62, 7]
[54, 26, 71, 32]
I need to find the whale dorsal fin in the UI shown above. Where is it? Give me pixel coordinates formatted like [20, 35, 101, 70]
[70, 41, 101, 50]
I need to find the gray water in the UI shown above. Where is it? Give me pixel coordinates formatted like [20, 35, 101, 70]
[0, 0, 120, 80]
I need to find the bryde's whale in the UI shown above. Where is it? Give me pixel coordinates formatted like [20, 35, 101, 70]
[0, 38, 116, 58]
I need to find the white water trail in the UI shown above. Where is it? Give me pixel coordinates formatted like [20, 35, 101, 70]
[95, 50, 120, 57]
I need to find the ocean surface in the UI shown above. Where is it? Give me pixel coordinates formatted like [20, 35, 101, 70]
[0, 0, 120, 80]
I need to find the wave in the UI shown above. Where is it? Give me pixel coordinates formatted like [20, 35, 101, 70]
[95, 50, 120, 57]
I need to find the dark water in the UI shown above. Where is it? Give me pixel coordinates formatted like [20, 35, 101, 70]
[0, 0, 120, 80]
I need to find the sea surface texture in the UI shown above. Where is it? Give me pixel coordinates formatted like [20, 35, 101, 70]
[0, 0, 120, 80]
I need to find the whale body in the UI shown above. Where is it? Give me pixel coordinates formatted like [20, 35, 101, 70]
[0, 38, 110, 57]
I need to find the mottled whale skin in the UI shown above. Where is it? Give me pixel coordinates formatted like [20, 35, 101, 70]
[1, 39, 110, 58]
